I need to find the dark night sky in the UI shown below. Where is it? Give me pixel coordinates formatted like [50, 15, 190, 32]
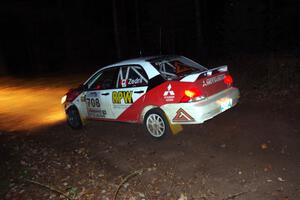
[0, 0, 300, 75]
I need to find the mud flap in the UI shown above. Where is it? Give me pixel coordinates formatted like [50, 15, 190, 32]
[166, 117, 183, 135]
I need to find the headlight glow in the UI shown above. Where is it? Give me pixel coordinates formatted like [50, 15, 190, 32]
[61, 95, 67, 104]
[0, 78, 69, 132]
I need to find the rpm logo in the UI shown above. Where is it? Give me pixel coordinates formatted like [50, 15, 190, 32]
[112, 91, 133, 104]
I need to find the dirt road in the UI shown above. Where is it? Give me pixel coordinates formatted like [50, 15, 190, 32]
[1, 84, 300, 199]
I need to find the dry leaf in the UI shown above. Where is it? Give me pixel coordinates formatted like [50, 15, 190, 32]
[261, 143, 268, 150]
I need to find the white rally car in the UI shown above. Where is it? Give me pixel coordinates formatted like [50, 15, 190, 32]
[61, 55, 240, 138]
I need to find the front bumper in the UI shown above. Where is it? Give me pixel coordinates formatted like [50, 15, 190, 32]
[161, 87, 240, 124]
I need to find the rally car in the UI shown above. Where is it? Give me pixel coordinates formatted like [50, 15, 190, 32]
[61, 55, 240, 138]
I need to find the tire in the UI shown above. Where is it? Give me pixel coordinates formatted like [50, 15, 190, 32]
[144, 109, 170, 139]
[66, 107, 83, 129]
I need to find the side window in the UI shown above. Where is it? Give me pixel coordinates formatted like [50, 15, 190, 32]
[89, 68, 118, 90]
[116, 65, 148, 88]
[117, 66, 129, 88]
[128, 66, 148, 87]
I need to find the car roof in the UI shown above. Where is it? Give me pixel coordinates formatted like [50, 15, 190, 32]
[110, 56, 155, 66]
[85, 55, 183, 85]
[108, 55, 180, 66]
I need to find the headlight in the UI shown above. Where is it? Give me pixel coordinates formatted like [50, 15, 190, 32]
[61, 95, 67, 104]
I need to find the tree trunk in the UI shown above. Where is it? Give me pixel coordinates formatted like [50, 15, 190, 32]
[112, 0, 121, 59]
[194, 0, 205, 59]
[0, 46, 7, 75]
[135, 0, 142, 56]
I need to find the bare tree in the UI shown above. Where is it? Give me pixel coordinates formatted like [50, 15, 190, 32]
[0, 46, 7, 75]
[112, 0, 121, 59]
[194, 0, 205, 58]
[135, 0, 142, 56]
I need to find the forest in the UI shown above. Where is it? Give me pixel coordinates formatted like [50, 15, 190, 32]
[0, 0, 299, 77]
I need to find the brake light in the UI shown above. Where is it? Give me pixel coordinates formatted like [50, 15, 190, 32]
[224, 74, 233, 85]
[185, 89, 200, 98]
[66, 89, 81, 102]
[180, 88, 205, 103]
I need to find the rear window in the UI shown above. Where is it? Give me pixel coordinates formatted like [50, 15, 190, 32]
[150, 56, 207, 80]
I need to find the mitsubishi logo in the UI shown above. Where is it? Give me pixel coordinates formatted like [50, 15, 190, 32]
[164, 84, 175, 96]
[163, 84, 175, 101]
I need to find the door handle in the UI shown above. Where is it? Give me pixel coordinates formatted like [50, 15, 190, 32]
[134, 90, 144, 94]
[101, 93, 109, 96]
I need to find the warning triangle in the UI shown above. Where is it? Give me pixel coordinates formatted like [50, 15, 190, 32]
[172, 108, 195, 122]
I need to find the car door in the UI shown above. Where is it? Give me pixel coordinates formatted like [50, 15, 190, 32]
[85, 67, 118, 119]
[112, 65, 149, 120]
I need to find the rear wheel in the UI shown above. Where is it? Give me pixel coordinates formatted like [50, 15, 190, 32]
[144, 109, 170, 138]
[66, 107, 82, 129]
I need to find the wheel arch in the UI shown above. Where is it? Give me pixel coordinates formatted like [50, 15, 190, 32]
[66, 104, 86, 125]
[66, 104, 79, 113]
[140, 105, 168, 123]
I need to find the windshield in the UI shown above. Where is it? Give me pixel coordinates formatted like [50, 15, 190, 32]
[150, 56, 207, 80]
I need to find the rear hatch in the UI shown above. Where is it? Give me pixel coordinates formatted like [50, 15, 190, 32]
[148, 56, 233, 99]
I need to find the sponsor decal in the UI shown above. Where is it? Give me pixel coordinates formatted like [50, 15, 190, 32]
[86, 96, 106, 118]
[87, 92, 98, 97]
[202, 74, 225, 87]
[172, 108, 195, 122]
[128, 77, 142, 85]
[120, 79, 128, 88]
[88, 109, 107, 118]
[86, 97, 100, 108]
[112, 91, 133, 104]
[163, 84, 175, 102]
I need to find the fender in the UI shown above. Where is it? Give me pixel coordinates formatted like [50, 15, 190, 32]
[140, 105, 158, 123]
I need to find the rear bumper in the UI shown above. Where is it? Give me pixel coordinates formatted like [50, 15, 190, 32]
[161, 87, 240, 124]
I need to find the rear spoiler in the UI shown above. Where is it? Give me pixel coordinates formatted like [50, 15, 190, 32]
[180, 65, 228, 82]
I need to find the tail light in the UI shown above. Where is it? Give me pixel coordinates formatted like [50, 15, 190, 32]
[180, 88, 205, 103]
[65, 89, 81, 103]
[224, 74, 233, 85]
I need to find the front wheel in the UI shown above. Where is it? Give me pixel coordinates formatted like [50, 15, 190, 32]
[144, 109, 170, 139]
[66, 107, 83, 129]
